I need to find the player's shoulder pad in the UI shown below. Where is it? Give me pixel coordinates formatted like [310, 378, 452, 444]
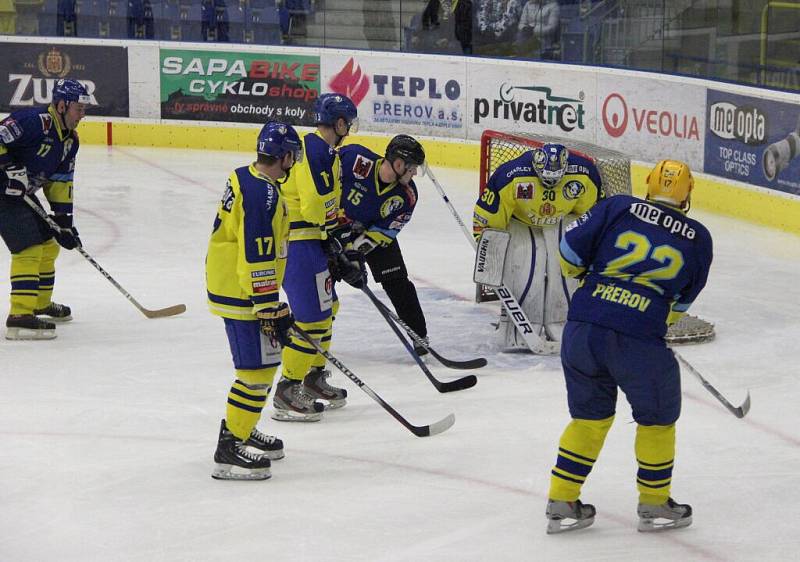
[489, 152, 533, 189]
[402, 180, 418, 208]
[340, 143, 380, 180]
[565, 152, 602, 182]
[0, 107, 48, 144]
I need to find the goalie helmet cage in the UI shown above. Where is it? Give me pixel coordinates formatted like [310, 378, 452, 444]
[476, 130, 633, 303]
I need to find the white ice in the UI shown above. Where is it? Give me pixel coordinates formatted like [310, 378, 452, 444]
[1, 145, 799, 562]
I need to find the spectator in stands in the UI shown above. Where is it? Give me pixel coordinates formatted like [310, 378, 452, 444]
[422, 0, 440, 29]
[475, 0, 524, 56]
[517, 0, 561, 60]
[453, 0, 472, 54]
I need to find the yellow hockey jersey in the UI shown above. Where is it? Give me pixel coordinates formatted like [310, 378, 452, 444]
[282, 130, 341, 241]
[473, 150, 603, 238]
[206, 164, 289, 321]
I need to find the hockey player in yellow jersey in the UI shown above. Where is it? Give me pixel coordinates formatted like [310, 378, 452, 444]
[472, 143, 603, 352]
[206, 121, 302, 480]
[275, 93, 364, 422]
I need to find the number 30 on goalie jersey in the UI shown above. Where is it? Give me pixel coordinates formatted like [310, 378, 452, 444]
[206, 165, 289, 320]
[473, 151, 603, 238]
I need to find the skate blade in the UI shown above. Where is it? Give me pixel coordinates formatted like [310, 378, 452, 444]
[260, 449, 285, 460]
[211, 464, 271, 481]
[546, 516, 595, 534]
[638, 516, 692, 532]
[5, 327, 56, 340]
[43, 315, 72, 323]
[271, 409, 323, 422]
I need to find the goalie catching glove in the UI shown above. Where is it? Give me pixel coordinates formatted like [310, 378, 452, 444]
[256, 302, 294, 347]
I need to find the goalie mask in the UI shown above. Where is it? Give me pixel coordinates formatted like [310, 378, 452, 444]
[646, 159, 694, 212]
[532, 144, 569, 188]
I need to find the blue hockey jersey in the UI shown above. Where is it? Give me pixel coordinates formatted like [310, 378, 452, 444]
[0, 106, 79, 214]
[559, 194, 713, 340]
[339, 144, 419, 246]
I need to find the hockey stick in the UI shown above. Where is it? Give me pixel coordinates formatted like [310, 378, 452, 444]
[361, 285, 478, 392]
[425, 166, 559, 355]
[362, 285, 486, 370]
[674, 350, 751, 418]
[291, 325, 455, 437]
[23, 195, 186, 319]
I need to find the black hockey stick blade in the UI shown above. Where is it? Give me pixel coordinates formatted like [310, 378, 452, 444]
[427, 348, 487, 370]
[364, 286, 487, 370]
[675, 351, 751, 419]
[361, 286, 477, 392]
[731, 391, 751, 419]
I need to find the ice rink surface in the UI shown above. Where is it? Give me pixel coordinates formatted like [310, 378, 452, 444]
[1, 145, 799, 561]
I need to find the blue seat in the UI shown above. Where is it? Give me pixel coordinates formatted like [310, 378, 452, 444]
[39, 0, 59, 35]
[227, 4, 247, 43]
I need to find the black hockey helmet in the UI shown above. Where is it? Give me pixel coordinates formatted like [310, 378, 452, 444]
[385, 135, 425, 166]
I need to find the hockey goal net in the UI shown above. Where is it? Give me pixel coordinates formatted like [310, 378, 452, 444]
[475, 130, 714, 345]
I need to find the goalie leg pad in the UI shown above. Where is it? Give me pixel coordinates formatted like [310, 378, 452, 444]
[474, 228, 510, 288]
[500, 220, 546, 351]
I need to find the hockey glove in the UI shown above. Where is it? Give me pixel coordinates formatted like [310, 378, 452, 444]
[1, 164, 29, 199]
[257, 302, 294, 347]
[51, 214, 82, 250]
[336, 250, 367, 289]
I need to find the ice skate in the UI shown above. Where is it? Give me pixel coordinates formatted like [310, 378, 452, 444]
[34, 302, 72, 322]
[5, 314, 56, 340]
[303, 367, 347, 409]
[546, 499, 596, 534]
[245, 424, 285, 460]
[637, 497, 692, 532]
[272, 377, 324, 422]
[211, 421, 271, 481]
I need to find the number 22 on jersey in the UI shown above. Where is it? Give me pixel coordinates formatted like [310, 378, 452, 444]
[601, 231, 684, 295]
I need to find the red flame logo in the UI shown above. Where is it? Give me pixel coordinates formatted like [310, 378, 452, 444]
[329, 58, 370, 106]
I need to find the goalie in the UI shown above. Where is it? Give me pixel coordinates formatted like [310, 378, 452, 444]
[472, 143, 604, 352]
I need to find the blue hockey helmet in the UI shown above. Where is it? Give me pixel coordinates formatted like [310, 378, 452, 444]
[313, 93, 359, 132]
[257, 121, 303, 163]
[532, 143, 569, 187]
[52, 79, 92, 105]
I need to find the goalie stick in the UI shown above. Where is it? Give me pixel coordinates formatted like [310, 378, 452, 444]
[425, 166, 559, 355]
[361, 285, 478, 392]
[291, 325, 456, 437]
[363, 286, 486, 370]
[674, 350, 751, 418]
[23, 196, 186, 319]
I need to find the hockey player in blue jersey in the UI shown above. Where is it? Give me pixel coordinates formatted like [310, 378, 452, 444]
[544, 160, 713, 533]
[206, 121, 303, 480]
[338, 135, 429, 354]
[0, 79, 90, 340]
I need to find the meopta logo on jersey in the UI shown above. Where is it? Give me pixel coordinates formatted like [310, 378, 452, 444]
[220, 182, 235, 212]
[352, 154, 374, 180]
[380, 196, 405, 218]
[563, 181, 585, 200]
[601, 92, 700, 140]
[516, 182, 534, 199]
[708, 102, 767, 145]
[473, 83, 586, 132]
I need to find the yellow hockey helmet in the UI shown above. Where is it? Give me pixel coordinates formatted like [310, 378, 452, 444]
[646, 160, 694, 211]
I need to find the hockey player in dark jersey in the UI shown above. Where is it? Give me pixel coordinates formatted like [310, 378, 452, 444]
[206, 121, 303, 480]
[338, 135, 429, 354]
[545, 160, 713, 533]
[0, 79, 90, 340]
